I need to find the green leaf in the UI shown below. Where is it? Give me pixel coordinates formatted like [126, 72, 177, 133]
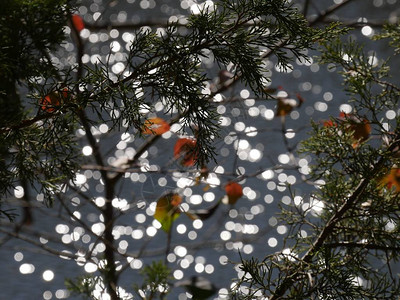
[154, 193, 182, 232]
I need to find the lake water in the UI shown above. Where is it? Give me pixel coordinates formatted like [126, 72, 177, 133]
[1, 0, 399, 299]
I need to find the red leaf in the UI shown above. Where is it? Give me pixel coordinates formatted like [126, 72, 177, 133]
[174, 138, 198, 166]
[40, 88, 69, 112]
[72, 14, 85, 32]
[40, 94, 59, 112]
[225, 181, 243, 205]
[323, 119, 336, 127]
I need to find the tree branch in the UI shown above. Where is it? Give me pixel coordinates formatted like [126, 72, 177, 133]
[269, 137, 400, 299]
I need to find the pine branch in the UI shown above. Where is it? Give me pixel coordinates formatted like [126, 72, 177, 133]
[0, 112, 58, 133]
[325, 241, 400, 252]
[308, 0, 355, 25]
[269, 136, 400, 299]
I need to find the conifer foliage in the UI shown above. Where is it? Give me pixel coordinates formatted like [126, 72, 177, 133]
[1, 0, 400, 299]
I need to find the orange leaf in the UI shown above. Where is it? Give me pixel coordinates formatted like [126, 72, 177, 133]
[380, 168, 400, 192]
[225, 181, 243, 205]
[327, 112, 371, 148]
[142, 117, 170, 135]
[174, 138, 198, 166]
[40, 89, 69, 112]
[154, 193, 182, 232]
[349, 120, 370, 148]
[72, 14, 85, 32]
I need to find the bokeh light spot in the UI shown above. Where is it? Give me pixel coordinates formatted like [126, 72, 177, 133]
[42, 270, 55, 281]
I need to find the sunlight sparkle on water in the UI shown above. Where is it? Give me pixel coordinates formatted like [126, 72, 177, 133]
[268, 237, 278, 247]
[84, 262, 98, 273]
[174, 246, 188, 257]
[19, 263, 35, 274]
[42, 270, 54, 281]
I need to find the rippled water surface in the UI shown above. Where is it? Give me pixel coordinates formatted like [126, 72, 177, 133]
[1, 0, 399, 299]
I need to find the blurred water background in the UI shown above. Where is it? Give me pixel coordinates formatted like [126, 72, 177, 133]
[1, 0, 399, 299]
